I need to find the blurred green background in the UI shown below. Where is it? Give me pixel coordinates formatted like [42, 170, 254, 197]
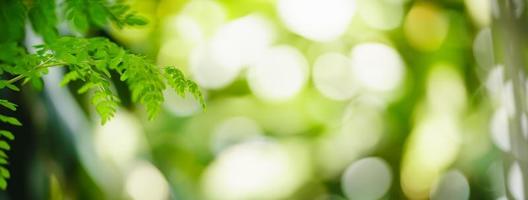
[2, 0, 516, 199]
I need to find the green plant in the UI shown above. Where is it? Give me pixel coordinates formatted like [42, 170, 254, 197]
[0, 0, 204, 190]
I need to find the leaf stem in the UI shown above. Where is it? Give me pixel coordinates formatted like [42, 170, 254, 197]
[6, 61, 67, 84]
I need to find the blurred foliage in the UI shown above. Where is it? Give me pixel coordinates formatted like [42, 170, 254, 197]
[0, 0, 515, 199]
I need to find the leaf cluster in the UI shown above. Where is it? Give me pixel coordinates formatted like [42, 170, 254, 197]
[0, 0, 148, 44]
[2, 36, 204, 124]
[0, 83, 18, 190]
[0, 0, 203, 190]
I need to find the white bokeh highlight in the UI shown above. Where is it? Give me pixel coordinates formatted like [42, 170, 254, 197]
[277, 0, 356, 41]
[464, 0, 491, 26]
[248, 46, 309, 101]
[508, 162, 525, 200]
[125, 162, 170, 200]
[341, 157, 392, 200]
[430, 170, 470, 200]
[486, 65, 504, 101]
[350, 43, 405, 92]
[313, 52, 357, 100]
[202, 140, 307, 200]
[95, 111, 142, 168]
[210, 15, 275, 70]
[490, 107, 511, 152]
[190, 43, 241, 89]
[190, 15, 274, 89]
[356, 0, 404, 30]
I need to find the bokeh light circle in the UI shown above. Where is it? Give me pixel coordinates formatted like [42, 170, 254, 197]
[202, 140, 307, 200]
[190, 43, 242, 89]
[349, 43, 405, 92]
[341, 157, 392, 200]
[125, 162, 170, 200]
[464, 0, 491, 27]
[95, 111, 142, 168]
[248, 46, 309, 101]
[313, 52, 357, 100]
[508, 162, 525, 200]
[430, 170, 470, 200]
[404, 3, 449, 51]
[210, 15, 275, 70]
[356, 0, 404, 30]
[277, 0, 356, 41]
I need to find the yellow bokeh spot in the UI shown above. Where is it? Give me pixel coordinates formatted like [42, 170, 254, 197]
[404, 3, 449, 51]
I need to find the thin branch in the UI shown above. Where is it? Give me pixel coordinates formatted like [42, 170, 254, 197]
[6, 61, 67, 84]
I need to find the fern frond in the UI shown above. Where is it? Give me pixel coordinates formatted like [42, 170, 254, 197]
[163, 66, 206, 110]
[115, 54, 165, 119]
[0, 100, 17, 190]
[0, 129, 14, 190]
[0, 115, 22, 127]
[0, 0, 169, 191]
[28, 0, 59, 43]
[63, 0, 148, 33]
[33, 36, 204, 123]
[0, 100, 17, 111]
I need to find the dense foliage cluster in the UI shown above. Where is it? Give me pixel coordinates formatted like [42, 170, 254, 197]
[0, 0, 204, 189]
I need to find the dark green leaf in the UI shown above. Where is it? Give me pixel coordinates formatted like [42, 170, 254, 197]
[0, 131, 14, 140]
[28, 0, 59, 43]
[0, 167, 10, 178]
[0, 150, 7, 158]
[0, 0, 26, 43]
[31, 78, 44, 91]
[0, 177, 6, 190]
[0, 142, 10, 151]
[124, 14, 148, 26]
[88, 2, 109, 27]
[0, 100, 17, 111]
[0, 115, 22, 126]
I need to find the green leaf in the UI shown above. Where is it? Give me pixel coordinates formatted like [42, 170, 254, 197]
[0, 150, 7, 158]
[31, 78, 44, 91]
[109, 4, 130, 17]
[41, 36, 204, 124]
[163, 67, 187, 96]
[0, 167, 10, 178]
[0, 131, 14, 140]
[28, 0, 59, 43]
[77, 82, 96, 94]
[124, 14, 148, 26]
[0, 141, 10, 150]
[88, 2, 109, 27]
[0, 158, 8, 165]
[6, 84, 19, 92]
[0, 100, 17, 111]
[72, 13, 89, 33]
[0, 115, 22, 126]
[187, 80, 206, 111]
[0, 177, 6, 190]
[163, 66, 205, 110]
[0, 0, 26, 43]
[0, 81, 20, 92]
[0, 42, 25, 64]
[65, 0, 90, 33]
[61, 71, 80, 86]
